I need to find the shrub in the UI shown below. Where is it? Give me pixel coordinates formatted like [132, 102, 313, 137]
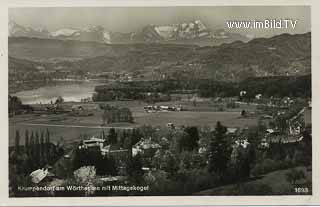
[251, 159, 292, 176]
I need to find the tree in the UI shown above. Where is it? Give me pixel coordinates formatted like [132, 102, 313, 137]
[208, 121, 230, 176]
[276, 139, 286, 160]
[236, 149, 251, 181]
[55, 96, 64, 104]
[73, 145, 87, 171]
[73, 166, 97, 196]
[101, 130, 106, 140]
[9, 96, 22, 115]
[241, 110, 247, 117]
[179, 127, 200, 151]
[35, 131, 40, 167]
[128, 109, 134, 123]
[121, 107, 134, 123]
[126, 154, 144, 183]
[140, 125, 155, 139]
[108, 128, 117, 145]
[45, 129, 51, 162]
[30, 131, 35, 160]
[15, 130, 20, 154]
[119, 130, 127, 148]
[246, 126, 261, 165]
[161, 151, 179, 177]
[105, 155, 117, 175]
[131, 128, 142, 145]
[25, 130, 29, 156]
[144, 170, 171, 194]
[123, 136, 133, 150]
[275, 115, 288, 134]
[40, 130, 46, 165]
[101, 109, 109, 126]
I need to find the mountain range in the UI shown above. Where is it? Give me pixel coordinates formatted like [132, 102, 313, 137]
[9, 20, 250, 46]
[9, 32, 311, 82]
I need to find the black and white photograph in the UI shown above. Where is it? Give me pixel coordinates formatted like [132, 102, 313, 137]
[7, 5, 312, 198]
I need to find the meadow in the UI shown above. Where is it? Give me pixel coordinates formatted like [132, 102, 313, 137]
[9, 100, 258, 146]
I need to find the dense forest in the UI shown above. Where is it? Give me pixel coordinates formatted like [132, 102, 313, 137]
[93, 75, 311, 101]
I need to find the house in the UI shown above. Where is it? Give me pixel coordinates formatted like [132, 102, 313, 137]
[198, 147, 207, 154]
[79, 137, 130, 162]
[79, 137, 105, 150]
[132, 138, 161, 157]
[287, 107, 310, 135]
[266, 128, 281, 135]
[259, 138, 270, 149]
[230, 139, 250, 163]
[262, 114, 273, 119]
[266, 129, 275, 134]
[71, 105, 83, 111]
[281, 97, 293, 106]
[255, 94, 262, 100]
[226, 127, 239, 135]
[239, 90, 247, 97]
[160, 105, 169, 111]
[144, 105, 157, 113]
[101, 145, 130, 162]
[99, 176, 126, 183]
[64, 154, 71, 159]
[167, 123, 175, 129]
[71, 105, 93, 116]
[234, 139, 250, 149]
[30, 168, 48, 184]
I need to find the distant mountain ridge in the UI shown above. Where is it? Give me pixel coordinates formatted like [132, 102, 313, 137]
[9, 20, 50, 39]
[9, 32, 311, 82]
[9, 20, 250, 46]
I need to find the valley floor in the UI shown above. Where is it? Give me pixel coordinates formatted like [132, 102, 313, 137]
[9, 100, 258, 146]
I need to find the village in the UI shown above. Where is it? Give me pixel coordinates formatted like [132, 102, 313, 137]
[9, 86, 312, 196]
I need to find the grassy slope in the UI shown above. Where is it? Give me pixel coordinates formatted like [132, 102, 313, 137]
[195, 166, 312, 195]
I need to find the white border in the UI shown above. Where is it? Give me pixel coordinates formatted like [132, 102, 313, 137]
[1, 0, 319, 206]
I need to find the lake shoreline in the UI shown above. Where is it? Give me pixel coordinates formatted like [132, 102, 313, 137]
[11, 80, 105, 105]
[9, 79, 108, 93]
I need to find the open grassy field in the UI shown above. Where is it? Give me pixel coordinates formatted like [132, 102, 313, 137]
[9, 100, 259, 146]
[134, 111, 256, 128]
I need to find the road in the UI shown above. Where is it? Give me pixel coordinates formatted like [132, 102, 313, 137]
[14, 123, 134, 130]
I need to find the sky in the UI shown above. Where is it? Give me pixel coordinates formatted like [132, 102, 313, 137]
[9, 6, 311, 38]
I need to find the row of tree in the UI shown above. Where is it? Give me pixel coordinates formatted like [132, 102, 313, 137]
[11, 129, 64, 174]
[100, 104, 134, 125]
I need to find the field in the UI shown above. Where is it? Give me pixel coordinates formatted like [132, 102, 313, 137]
[9, 100, 259, 146]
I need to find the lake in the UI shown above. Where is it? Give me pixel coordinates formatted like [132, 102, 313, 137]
[12, 81, 103, 104]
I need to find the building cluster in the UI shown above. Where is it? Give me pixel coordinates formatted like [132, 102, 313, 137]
[143, 104, 183, 112]
[78, 137, 130, 162]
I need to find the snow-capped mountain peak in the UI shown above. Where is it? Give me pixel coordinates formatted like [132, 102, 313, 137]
[9, 20, 250, 46]
[51, 28, 79, 37]
[141, 20, 212, 42]
[9, 20, 50, 38]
